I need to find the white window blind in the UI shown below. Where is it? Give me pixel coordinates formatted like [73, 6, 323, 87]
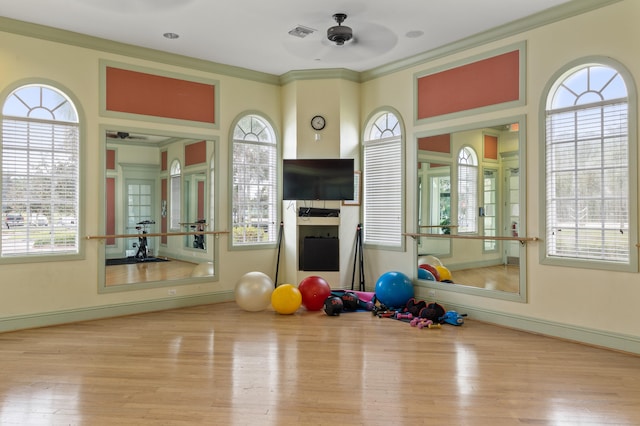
[545, 64, 630, 264]
[457, 147, 478, 234]
[363, 137, 402, 247]
[2, 119, 79, 256]
[546, 103, 629, 261]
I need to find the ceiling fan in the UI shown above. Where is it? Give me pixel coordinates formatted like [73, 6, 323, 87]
[106, 131, 147, 140]
[283, 13, 397, 65]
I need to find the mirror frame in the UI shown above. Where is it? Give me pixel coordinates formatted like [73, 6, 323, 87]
[414, 115, 527, 302]
[97, 124, 219, 293]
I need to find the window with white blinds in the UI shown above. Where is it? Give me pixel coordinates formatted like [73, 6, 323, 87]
[457, 147, 478, 234]
[170, 160, 181, 230]
[1, 84, 80, 258]
[231, 114, 277, 246]
[545, 63, 631, 264]
[363, 112, 403, 247]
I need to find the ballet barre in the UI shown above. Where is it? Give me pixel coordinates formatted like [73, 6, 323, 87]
[86, 230, 229, 240]
[404, 232, 538, 245]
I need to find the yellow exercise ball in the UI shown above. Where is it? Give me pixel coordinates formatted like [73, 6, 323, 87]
[435, 265, 453, 282]
[271, 283, 302, 315]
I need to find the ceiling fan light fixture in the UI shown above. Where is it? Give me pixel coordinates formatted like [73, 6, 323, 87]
[327, 13, 353, 46]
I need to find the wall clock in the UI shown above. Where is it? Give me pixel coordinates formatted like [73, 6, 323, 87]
[311, 115, 326, 131]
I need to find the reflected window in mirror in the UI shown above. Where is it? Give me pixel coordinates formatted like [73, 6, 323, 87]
[417, 161, 451, 257]
[183, 172, 206, 250]
[231, 114, 277, 247]
[416, 117, 526, 301]
[483, 168, 498, 252]
[457, 146, 478, 233]
[170, 160, 181, 230]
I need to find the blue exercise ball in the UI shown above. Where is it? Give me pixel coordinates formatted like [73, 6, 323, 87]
[418, 268, 428, 279]
[418, 268, 436, 281]
[375, 271, 414, 308]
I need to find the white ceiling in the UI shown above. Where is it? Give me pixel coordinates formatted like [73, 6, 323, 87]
[0, 0, 577, 76]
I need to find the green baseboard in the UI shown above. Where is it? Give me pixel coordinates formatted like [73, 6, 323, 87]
[413, 289, 640, 354]
[0, 290, 235, 333]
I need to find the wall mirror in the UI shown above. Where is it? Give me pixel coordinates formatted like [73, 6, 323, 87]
[415, 116, 527, 302]
[98, 127, 216, 292]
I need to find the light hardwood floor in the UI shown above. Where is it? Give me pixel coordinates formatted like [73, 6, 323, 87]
[452, 264, 520, 293]
[106, 259, 200, 286]
[1, 302, 639, 425]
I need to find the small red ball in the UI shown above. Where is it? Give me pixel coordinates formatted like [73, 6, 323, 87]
[298, 276, 332, 311]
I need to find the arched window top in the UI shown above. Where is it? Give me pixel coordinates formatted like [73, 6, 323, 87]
[366, 111, 401, 141]
[548, 64, 628, 111]
[458, 146, 478, 166]
[3, 84, 78, 123]
[233, 114, 275, 144]
[170, 160, 181, 175]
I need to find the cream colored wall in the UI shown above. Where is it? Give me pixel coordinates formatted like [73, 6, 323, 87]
[362, 0, 640, 340]
[280, 79, 362, 288]
[0, 30, 281, 322]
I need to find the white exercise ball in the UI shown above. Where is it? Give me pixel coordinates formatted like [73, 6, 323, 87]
[234, 272, 274, 312]
[417, 255, 443, 267]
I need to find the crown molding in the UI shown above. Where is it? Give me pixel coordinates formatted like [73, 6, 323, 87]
[361, 0, 623, 82]
[0, 16, 281, 86]
[279, 68, 361, 85]
[0, 0, 623, 86]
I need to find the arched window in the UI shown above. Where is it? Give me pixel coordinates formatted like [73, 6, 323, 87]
[544, 61, 634, 267]
[363, 111, 403, 247]
[1, 84, 80, 258]
[457, 146, 478, 233]
[231, 114, 277, 246]
[170, 160, 181, 230]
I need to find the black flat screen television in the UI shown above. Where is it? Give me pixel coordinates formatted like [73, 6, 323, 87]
[283, 158, 354, 200]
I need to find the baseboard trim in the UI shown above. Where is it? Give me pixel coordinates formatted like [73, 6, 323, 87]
[0, 291, 235, 333]
[435, 301, 640, 355]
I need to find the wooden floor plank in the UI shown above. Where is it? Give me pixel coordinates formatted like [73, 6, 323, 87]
[1, 302, 639, 425]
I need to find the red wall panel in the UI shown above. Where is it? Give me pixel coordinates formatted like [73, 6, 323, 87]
[161, 151, 167, 172]
[484, 135, 499, 161]
[185, 140, 207, 166]
[106, 67, 215, 124]
[417, 50, 520, 119]
[418, 134, 451, 153]
[106, 149, 116, 170]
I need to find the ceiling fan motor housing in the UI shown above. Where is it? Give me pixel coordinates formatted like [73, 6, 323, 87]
[327, 13, 352, 45]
